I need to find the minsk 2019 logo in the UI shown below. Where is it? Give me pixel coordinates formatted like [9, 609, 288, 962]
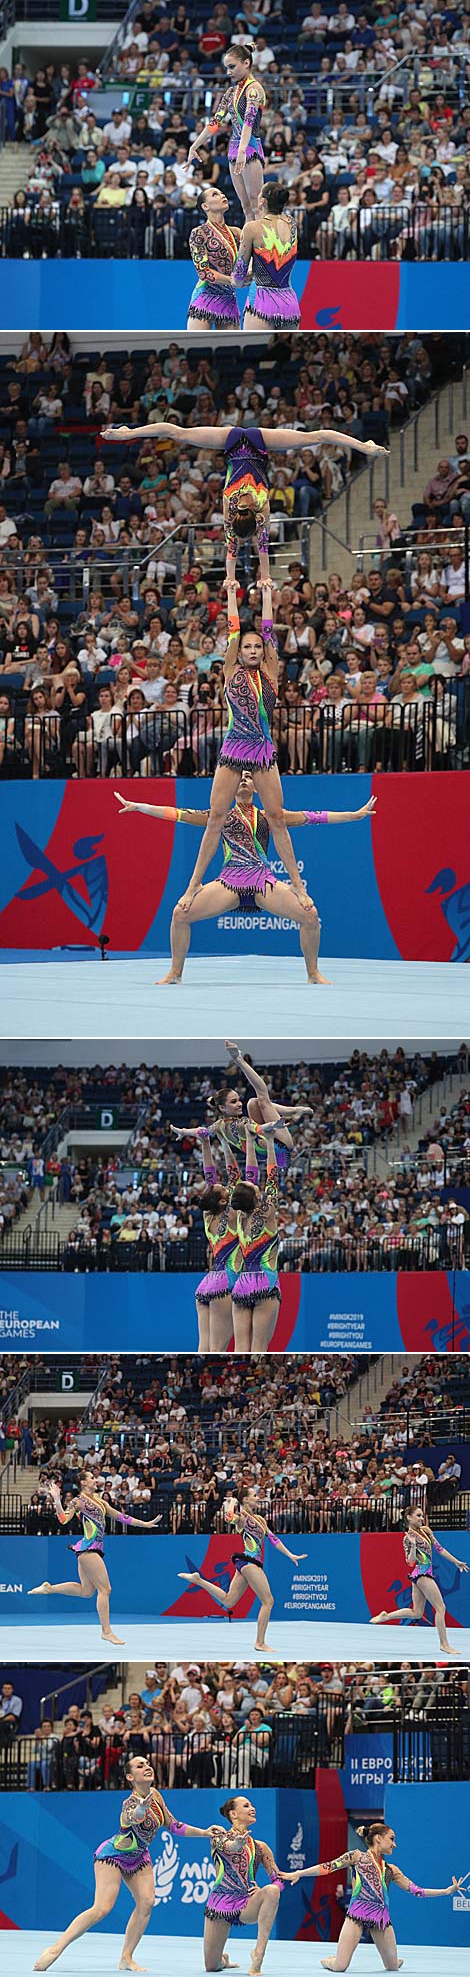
[153, 1832, 216, 1907]
[15, 824, 109, 935]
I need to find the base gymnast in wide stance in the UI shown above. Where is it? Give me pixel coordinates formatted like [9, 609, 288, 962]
[370, 1505, 469, 1654]
[32, 1756, 226, 1973]
[187, 187, 241, 331]
[27, 1475, 160, 1646]
[114, 773, 375, 983]
[291, 1820, 465, 1971]
[231, 185, 300, 331]
[178, 1479, 307, 1650]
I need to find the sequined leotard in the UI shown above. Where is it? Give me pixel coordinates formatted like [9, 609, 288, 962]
[187, 220, 241, 328]
[232, 1166, 280, 1307]
[196, 1149, 240, 1306]
[220, 802, 277, 902]
[56, 1491, 133, 1556]
[348, 1852, 393, 1931]
[207, 77, 266, 164]
[227, 1504, 284, 1573]
[234, 216, 300, 329]
[95, 1791, 188, 1877]
[403, 1529, 446, 1581]
[205, 1825, 281, 1922]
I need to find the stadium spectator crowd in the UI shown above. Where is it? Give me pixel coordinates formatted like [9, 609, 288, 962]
[1, 1659, 468, 1792]
[0, 1049, 468, 1271]
[2, 2, 470, 261]
[2, 1348, 468, 1536]
[0, 333, 468, 779]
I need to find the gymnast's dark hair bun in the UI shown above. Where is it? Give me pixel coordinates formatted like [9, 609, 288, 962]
[265, 185, 289, 215]
[220, 1797, 238, 1820]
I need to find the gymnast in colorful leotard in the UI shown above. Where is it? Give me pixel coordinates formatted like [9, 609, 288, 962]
[187, 40, 267, 220]
[170, 1121, 241, 1353]
[33, 1755, 218, 1974]
[371, 1505, 469, 1655]
[27, 1472, 160, 1646]
[232, 186, 300, 331]
[201, 1793, 300, 1975]
[187, 186, 241, 330]
[178, 1481, 307, 1651]
[290, 1819, 464, 1972]
[114, 777, 375, 987]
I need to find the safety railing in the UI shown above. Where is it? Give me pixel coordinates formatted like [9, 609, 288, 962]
[1, 202, 469, 262]
[393, 1696, 470, 1783]
[1, 685, 469, 779]
[0, 1712, 342, 1788]
[0, 1219, 468, 1273]
[5, 1487, 470, 1540]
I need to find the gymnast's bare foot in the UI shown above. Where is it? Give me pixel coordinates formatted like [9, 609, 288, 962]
[28, 1582, 52, 1595]
[320, 1961, 337, 1970]
[157, 969, 183, 984]
[119, 1959, 147, 1970]
[222, 1958, 239, 1969]
[178, 1571, 202, 1584]
[34, 1952, 59, 1970]
[370, 1611, 388, 1624]
[308, 970, 331, 985]
[102, 1628, 125, 1645]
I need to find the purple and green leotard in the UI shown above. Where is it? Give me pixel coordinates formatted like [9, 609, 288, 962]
[404, 1530, 446, 1581]
[187, 220, 241, 328]
[227, 1504, 284, 1574]
[347, 1853, 392, 1930]
[205, 1826, 281, 1923]
[94, 1792, 189, 1877]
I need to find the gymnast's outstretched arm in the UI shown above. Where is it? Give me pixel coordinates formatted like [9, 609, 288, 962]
[114, 794, 210, 824]
[281, 796, 377, 825]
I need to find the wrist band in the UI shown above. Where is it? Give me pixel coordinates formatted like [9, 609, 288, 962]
[305, 810, 328, 824]
[245, 1165, 259, 1184]
[409, 1882, 426, 1897]
[169, 1817, 189, 1835]
[203, 1165, 218, 1186]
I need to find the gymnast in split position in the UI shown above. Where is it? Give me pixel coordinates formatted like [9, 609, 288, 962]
[290, 1820, 465, 1972]
[27, 1476, 160, 1647]
[178, 1476, 307, 1651]
[231, 185, 300, 331]
[370, 1505, 469, 1655]
[33, 1757, 222, 1973]
[114, 772, 375, 984]
[187, 40, 267, 220]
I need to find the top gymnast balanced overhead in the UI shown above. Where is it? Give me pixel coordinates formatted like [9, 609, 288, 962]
[187, 38, 267, 220]
[102, 416, 388, 585]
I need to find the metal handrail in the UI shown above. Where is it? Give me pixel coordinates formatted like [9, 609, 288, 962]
[40, 1664, 118, 1719]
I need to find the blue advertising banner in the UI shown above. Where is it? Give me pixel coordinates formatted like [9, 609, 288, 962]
[384, 1784, 470, 1945]
[343, 1733, 394, 1807]
[0, 1271, 467, 1353]
[4, 262, 470, 332]
[1, 1532, 469, 1627]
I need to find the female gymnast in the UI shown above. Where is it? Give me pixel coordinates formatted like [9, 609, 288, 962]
[187, 40, 267, 220]
[102, 414, 387, 588]
[33, 1755, 224, 1973]
[187, 187, 241, 330]
[231, 185, 300, 330]
[229, 1120, 282, 1351]
[370, 1505, 469, 1655]
[170, 1121, 240, 1353]
[178, 1479, 307, 1650]
[27, 1475, 161, 1647]
[114, 776, 375, 982]
[201, 1793, 298, 1974]
[289, 1820, 465, 1971]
